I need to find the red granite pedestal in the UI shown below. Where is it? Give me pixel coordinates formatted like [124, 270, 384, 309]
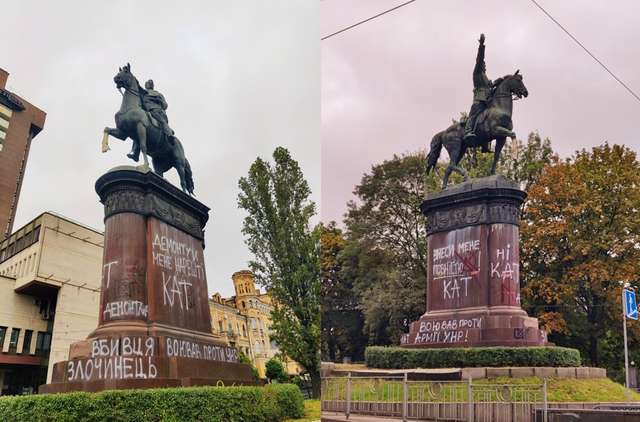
[40, 167, 255, 393]
[401, 176, 547, 348]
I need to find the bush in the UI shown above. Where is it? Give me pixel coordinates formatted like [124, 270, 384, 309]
[0, 384, 304, 422]
[265, 358, 289, 383]
[365, 346, 581, 369]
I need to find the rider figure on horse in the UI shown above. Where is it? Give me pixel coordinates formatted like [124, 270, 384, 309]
[463, 33, 493, 153]
[127, 79, 175, 161]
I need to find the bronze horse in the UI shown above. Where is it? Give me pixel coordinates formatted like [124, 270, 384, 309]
[103, 64, 195, 195]
[426, 72, 529, 188]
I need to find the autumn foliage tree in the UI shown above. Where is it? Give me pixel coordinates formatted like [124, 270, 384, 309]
[521, 143, 640, 370]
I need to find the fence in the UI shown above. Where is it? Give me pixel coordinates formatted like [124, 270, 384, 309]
[321, 374, 548, 422]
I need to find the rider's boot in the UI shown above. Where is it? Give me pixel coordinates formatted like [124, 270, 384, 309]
[481, 143, 491, 153]
[464, 102, 484, 141]
[463, 116, 476, 140]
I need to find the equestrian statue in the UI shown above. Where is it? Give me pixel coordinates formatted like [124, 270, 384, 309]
[102, 63, 195, 195]
[426, 34, 529, 188]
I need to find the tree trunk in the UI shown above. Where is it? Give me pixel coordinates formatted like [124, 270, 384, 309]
[310, 370, 321, 399]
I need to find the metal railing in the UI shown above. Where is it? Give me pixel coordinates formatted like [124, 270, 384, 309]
[321, 374, 548, 422]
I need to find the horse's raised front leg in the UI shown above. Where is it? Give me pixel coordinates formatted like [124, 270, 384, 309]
[136, 123, 149, 168]
[491, 137, 506, 174]
[105, 127, 127, 141]
[494, 125, 515, 140]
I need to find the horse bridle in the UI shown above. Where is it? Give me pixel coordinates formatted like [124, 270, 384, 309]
[493, 92, 523, 101]
[116, 85, 138, 96]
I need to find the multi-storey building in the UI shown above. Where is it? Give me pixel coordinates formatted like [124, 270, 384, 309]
[0, 69, 46, 240]
[0, 212, 102, 394]
[209, 270, 303, 378]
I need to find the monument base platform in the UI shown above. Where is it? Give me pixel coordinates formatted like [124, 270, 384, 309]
[40, 361, 255, 394]
[401, 307, 547, 348]
[40, 331, 257, 394]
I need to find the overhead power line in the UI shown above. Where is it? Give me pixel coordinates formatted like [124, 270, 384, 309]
[530, 0, 640, 104]
[321, 0, 417, 41]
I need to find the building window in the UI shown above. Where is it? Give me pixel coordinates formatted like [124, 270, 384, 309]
[8, 328, 20, 353]
[0, 225, 41, 264]
[21, 330, 33, 354]
[218, 321, 223, 333]
[35, 332, 51, 356]
[0, 105, 10, 153]
[0, 326, 6, 350]
[242, 325, 247, 337]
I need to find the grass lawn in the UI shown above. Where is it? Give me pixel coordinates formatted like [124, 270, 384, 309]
[323, 377, 640, 403]
[285, 399, 320, 422]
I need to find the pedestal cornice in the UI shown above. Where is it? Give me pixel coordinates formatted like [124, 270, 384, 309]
[95, 166, 209, 242]
[421, 175, 526, 235]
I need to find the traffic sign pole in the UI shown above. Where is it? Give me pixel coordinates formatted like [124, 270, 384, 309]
[623, 298, 630, 389]
[622, 288, 637, 389]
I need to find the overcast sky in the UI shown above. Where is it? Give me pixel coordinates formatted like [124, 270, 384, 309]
[321, 0, 640, 223]
[3, 1, 319, 297]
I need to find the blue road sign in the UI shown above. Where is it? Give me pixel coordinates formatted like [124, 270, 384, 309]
[624, 289, 638, 320]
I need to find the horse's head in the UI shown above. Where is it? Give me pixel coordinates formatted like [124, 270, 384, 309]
[500, 70, 528, 99]
[114, 63, 137, 90]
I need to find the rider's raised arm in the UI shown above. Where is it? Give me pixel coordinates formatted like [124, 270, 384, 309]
[474, 34, 486, 75]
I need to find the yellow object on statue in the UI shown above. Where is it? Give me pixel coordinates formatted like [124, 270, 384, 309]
[101, 131, 110, 153]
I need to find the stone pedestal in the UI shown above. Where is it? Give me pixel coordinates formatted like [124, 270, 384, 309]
[401, 176, 547, 348]
[40, 167, 255, 393]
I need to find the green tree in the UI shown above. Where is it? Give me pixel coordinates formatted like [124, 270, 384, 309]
[321, 222, 367, 361]
[342, 152, 432, 345]
[265, 358, 289, 383]
[521, 143, 640, 371]
[238, 147, 321, 396]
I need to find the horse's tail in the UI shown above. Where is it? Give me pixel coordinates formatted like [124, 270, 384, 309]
[426, 132, 443, 174]
[172, 137, 195, 196]
[184, 158, 195, 196]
